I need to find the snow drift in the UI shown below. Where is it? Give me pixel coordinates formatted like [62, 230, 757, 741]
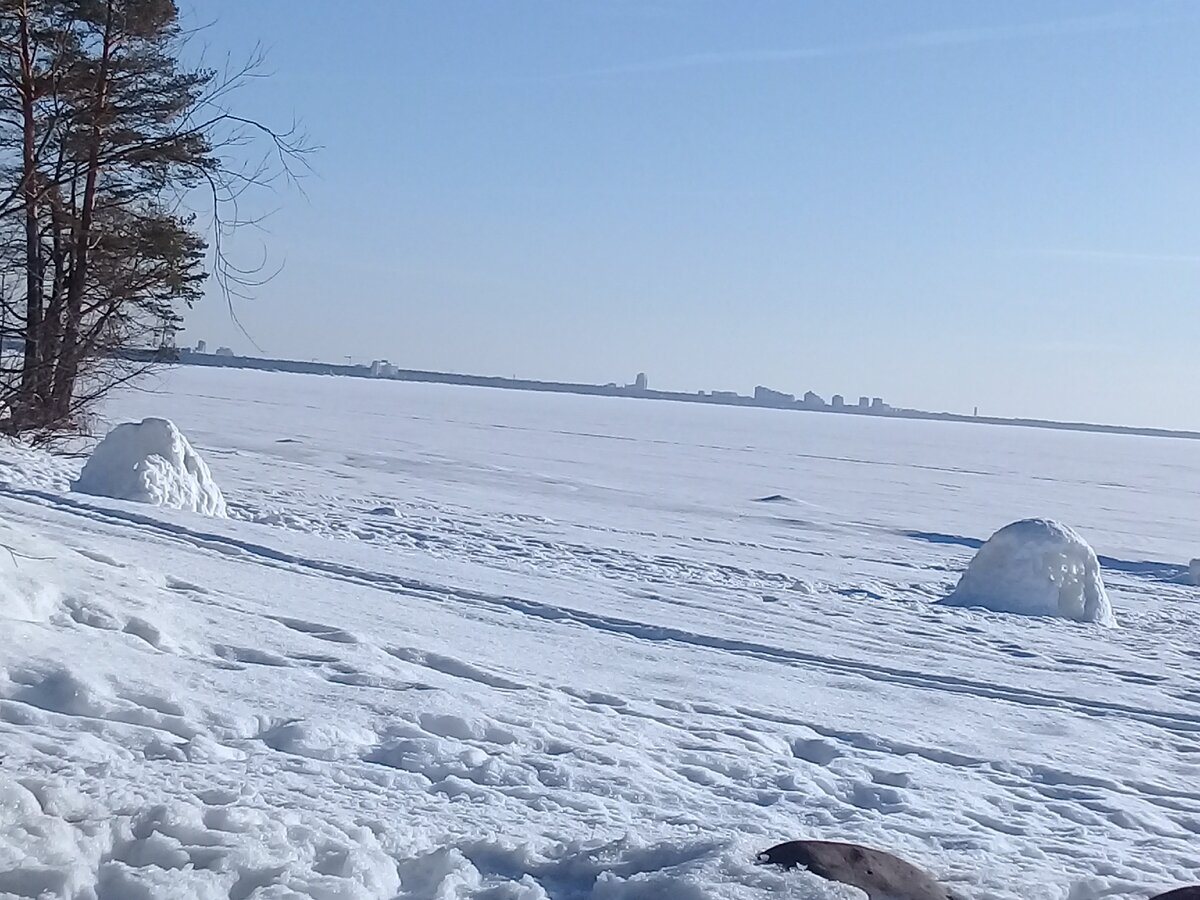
[72, 417, 227, 516]
[940, 518, 1115, 625]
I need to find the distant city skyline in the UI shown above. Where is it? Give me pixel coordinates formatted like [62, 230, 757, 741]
[167, 340, 1200, 441]
[185, 334, 895, 417]
[180, 0, 1200, 430]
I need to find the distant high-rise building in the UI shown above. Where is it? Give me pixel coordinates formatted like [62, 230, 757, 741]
[871, 397, 886, 410]
[195, 339, 207, 354]
[803, 391, 826, 408]
[634, 372, 648, 392]
[831, 394, 845, 409]
[858, 396, 870, 409]
[754, 385, 794, 406]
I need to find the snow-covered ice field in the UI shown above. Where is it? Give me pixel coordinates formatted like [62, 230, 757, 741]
[1, 366, 1198, 900]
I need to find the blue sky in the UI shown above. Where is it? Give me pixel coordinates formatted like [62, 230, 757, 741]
[180, 1, 1200, 428]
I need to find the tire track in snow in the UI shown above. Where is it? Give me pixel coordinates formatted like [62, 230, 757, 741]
[6, 485, 1200, 746]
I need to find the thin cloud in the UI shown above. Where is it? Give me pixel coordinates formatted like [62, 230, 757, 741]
[580, 12, 1169, 78]
[1025, 248, 1200, 264]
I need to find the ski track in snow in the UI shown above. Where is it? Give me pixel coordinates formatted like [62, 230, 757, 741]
[0, 367, 1198, 899]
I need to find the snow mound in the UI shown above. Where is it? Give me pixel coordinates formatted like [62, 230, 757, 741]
[940, 518, 1115, 626]
[72, 418, 227, 517]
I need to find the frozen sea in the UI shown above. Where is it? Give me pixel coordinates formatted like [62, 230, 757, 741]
[1, 366, 1198, 899]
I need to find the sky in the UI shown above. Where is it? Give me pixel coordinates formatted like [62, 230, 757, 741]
[177, 0, 1200, 429]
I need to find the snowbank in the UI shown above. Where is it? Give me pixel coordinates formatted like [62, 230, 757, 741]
[940, 518, 1115, 625]
[72, 418, 227, 516]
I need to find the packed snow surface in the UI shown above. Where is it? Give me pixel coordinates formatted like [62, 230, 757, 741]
[941, 518, 1116, 626]
[1, 367, 1198, 899]
[72, 416, 227, 516]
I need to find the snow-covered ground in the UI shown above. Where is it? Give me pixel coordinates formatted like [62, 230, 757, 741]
[1, 366, 1198, 900]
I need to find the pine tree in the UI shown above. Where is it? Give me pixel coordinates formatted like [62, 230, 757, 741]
[0, 0, 308, 434]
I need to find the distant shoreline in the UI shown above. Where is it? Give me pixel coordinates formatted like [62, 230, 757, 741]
[135, 347, 1200, 442]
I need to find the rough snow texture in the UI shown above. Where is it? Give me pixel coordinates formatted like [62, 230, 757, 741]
[72, 417, 227, 517]
[942, 518, 1115, 625]
[1, 368, 1198, 900]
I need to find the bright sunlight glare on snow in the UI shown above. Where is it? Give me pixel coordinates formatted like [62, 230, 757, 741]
[1, 367, 1198, 899]
[2, 2, 1200, 897]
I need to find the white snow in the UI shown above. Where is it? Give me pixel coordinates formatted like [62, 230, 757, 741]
[71, 417, 227, 517]
[940, 518, 1116, 626]
[0, 366, 1198, 899]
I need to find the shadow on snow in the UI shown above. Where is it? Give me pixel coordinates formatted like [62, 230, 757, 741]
[901, 530, 1189, 583]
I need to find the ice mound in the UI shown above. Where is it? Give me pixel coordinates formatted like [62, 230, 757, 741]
[72, 418, 227, 517]
[941, 518, 1115, 626]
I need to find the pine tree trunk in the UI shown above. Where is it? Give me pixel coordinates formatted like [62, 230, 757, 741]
[51, 0, 115, 418]
[37, 194, 68, 404]
[17, 2, 44, 421]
